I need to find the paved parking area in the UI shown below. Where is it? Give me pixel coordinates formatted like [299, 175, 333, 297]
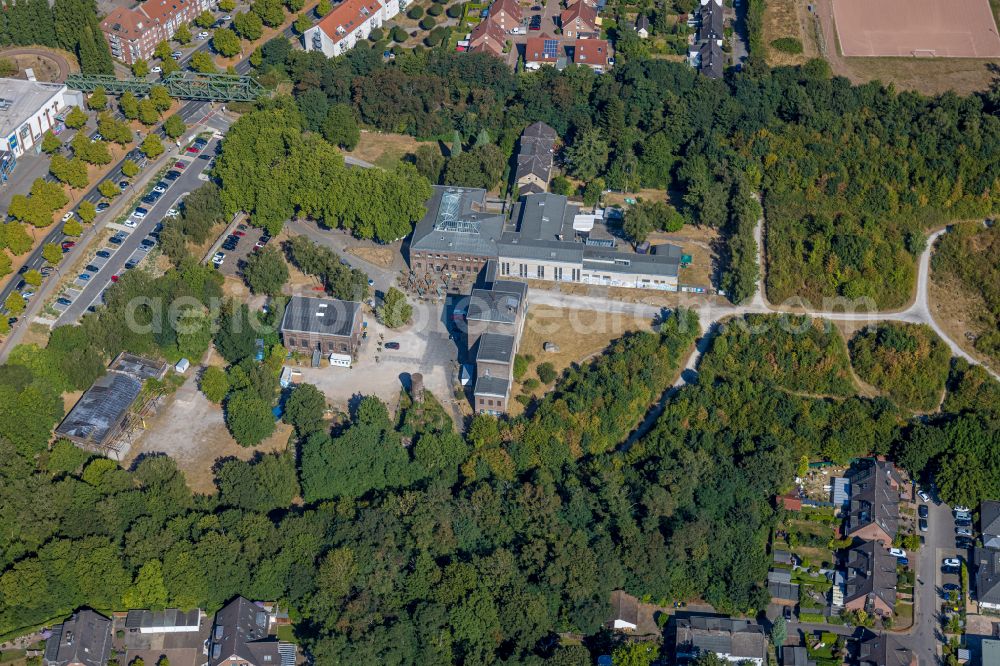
[215, 225, 265, 277]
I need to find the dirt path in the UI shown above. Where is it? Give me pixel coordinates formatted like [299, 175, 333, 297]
[0, 47, 74, 82]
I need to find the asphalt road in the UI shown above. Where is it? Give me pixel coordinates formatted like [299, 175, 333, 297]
[56, 137, 222, 324]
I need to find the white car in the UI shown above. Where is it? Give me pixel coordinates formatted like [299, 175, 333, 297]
[166, 208, 179, 217]
[954, 505, 971, 513]
[943, 558, 962, 568]
[197, 31, 210, 39]
[133, 207, 148, 219]
[917, 490, 931, 502]
[61, 211, 75, 223]
[222, 14, 232, 20]
[171, 50, 183, 58]
[151, 66, 162, 73]
[123, 218, 138, 228]
[212, 252, 225, 265]
[889, 548, 906, 558]
[956, 527, 973, 537]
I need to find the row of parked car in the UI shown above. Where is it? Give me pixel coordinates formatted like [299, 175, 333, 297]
[213, 223, 271, 267]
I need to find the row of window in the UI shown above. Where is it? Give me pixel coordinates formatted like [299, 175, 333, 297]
[477, 397, 503, 408]
[500, 262, 580, 282]
[285, 338, 350, 354]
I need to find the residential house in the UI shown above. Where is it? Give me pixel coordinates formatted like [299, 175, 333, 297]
[207, 597, 287, 666]
[101, 0, 213, 64]
[857, 631, 917, 666]
[466, 274, 528, 414]
[783, 647, 816, 666]
[674, 616, 768, 666]
[697, 40, 724, 79]
[698, 0, 724, 42]
[982, 501, 1000, 549]
[487, 0, 522, 32]
[845, 459, 902, 546]
[767, 569, 798, 605]
[524, 34, 563, 69]
[303, 0, 400, 58]
[635, 13, 649, 38]
[572, 39, 610, 72]
[0, 78, 81, 158]
[280, 295, 363, 366]
[514, 121, 557, 195]
[843, 540, 898, 617]
[975, 546, 1000, 611]
[497, 193, 683, 290]
[607, 590, 639, 632]
[560, 0, 599, 39]
[469, 17, 508, 57]
[409, 186, 506, 287]
[44, 610, 113, 666]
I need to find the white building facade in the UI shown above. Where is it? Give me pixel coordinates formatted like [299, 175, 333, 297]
[303, 0, 400, 58]
[0, 78, 78, 157]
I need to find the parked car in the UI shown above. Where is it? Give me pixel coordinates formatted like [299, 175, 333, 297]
[237, 223, 248, 231]
[186, 145, 201, 154]
[943, 583, 961, 592]
[234, 230, 246, 237]
[897, 557, 909, 567]
[954, 505, 971, 513]
[956, 519, 972, 528]
[108, 235, 124, 245]
[367, 278, 375, 287]
[133, 207, 148, 219]
[61, 241, 76, 251]
[164, 170, 182, 181]
[40, 266, 54, 277]
[919, 518, 928, 532]
[140, 238, 156, 248]
[151, 66, 162, 73]
[56, 297, 72, 306]
[78, 273, 91, 281]
[213, 252, 225, 265]
[222, 14, 232, 20]
[166, 208, 180, 217]
[943, 558, 962, 568]
[956, 537, 975, 550]
[171, 50, 183, 58]
[124, 260, 137, 270]
[956, 527, 973, 537]
[85, 264, 100, 273]
[141, 194, 159, 205]
[153, 182, 168, 193]
[384, 342, 400, 350]
[919, 504, 929, 518]
[889, 548, 906, 558]
[174, 161, 188, 170]
[96, 201, 110, 212]
[197, 31, 209, 39]
[61, 211, 75, 222]
[119, 180, 130, 190]
[124, 218, 138, 228]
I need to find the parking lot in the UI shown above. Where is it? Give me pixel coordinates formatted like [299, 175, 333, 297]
[213, 223, 267, 277]
[53, 137, 220, 324]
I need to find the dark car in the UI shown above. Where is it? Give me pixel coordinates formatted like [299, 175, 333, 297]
[119, 180, 130, 190]
[56, 297, 72, 306]
[943, 583, 961, 592]
[164, 170, 182, 180]
[140, 238, 156, 248]
[198, 154, 211, 160]
[124, 260, 137, 270]
[85, 264, 100, 273]
[956, 518, 972, 527]
[919, 504, 929, 518]
[919, 518, 928, 532]
[108, 235, 123, 245]
[957, 538, 975, 550]
[96, 201, 110, 212]
[384, 342, 400, 350]
[141, 194, 159, 205]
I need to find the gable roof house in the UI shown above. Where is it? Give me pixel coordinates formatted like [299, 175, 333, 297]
[674, 616, 768, 666]
[524, 34, 564, 69]
[560, 0, 599, 38]
[469, 17, 508, 57]
[44, 610, 113, 666]
[635, 13, 649, 38]
[208, 597, 285, 666]
[845, 459, 902, 546]
[844, 541, 898, 617]
[697, 39, 724, 79]
[975, 546, 1000, 611]
[487, 0, 522, 31]
[573, 39, 611, 72]
[514, 121, 558, 195]
[857, 631, 917, 666]
[698, 0, 724, 42]
[607, 590, 639, 631]
[982, 501, 1000, 549]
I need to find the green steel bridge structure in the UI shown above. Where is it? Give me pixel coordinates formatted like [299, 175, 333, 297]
[65, 72, 265, 102]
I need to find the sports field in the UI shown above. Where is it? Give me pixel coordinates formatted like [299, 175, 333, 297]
[832, 0, 1000, 57]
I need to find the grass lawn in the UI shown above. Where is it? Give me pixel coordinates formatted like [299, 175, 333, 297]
[895, 602, 914, 628]
[276, 624, 295, 642]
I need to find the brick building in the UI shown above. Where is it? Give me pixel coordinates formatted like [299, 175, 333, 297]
[101, 0, 213, 64]
[280, 296, 362, 366]
[466, 274, 527, 415]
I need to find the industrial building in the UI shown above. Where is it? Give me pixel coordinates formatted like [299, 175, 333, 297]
[466, 272, 528, 415]
[280, 295, 363, 367]
[0, 77, 80, 158]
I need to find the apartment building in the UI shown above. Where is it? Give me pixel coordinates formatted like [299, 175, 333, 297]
[303, 0, 400, 58]
[101, 0, 213, 64]
[466, 274, 528, 415]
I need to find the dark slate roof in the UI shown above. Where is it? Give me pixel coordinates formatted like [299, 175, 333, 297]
[847, 460, 901, 541]
[698, 39, 724, 79]
[281, 296, 359, 337]
[698, 0, 724, 41]
[983, 501, 1000, 547]
[477, 332, 516, 364]
[784, 647, 815, 666]
[54, 371, 143, 446]
[109, 352, 168, 380]
[610, 590, 639, 626]
[500, 194, 583, 264]
[474, 373, 510, 398]
[208, 597, 280, 666]
[767, 569, 799, 601]
[410, 186, 505, 257]
[583, 243, 681, 277]
[635, 13, 649, 30]
[468, 288, 522, 324]
[514, 121, 558, 191]
[675, 616, 767, 662]
[125, 608, 201, 631]
[491, 279, 528, 301]
[858, 631, 915, 666]
[844, 541, 897, 613]
[44, 610, 112, 666]
[975, 547, 1000, 606]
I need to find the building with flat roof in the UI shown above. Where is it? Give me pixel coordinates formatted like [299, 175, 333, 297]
[280, 296, 362, 366]
[498, 193, 682, 290]
[101, 0, 213, 64]
[303, 0, 400, 58]
[125, 609, 203, 634]
[466, 272, 528, 415]
[0, 78, 79, 157]
[409, 186, 506, 287]
[982, 639, 1000, 666]
[44, 610, 113, 666]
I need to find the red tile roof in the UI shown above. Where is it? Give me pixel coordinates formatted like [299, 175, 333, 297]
[316, 0, 384, 44]
[525, 34, 559, 62]
[141, 0, 195, 23]
[100, 6, 149, 39]
[573, 38, 609, 66]
[560, 0, 598, 32]
[489, 0, 522, 23]
[469, 18, 507, 56]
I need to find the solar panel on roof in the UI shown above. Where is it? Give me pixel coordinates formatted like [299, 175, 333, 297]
[543, 39, 558, 58]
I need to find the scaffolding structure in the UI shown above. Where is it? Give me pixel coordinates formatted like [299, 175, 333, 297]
[65, 72, 266, 102]
[97, 389, 164, 459]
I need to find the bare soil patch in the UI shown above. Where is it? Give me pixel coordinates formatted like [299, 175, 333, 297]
[763, 0, 816, 66]
[346, 131, 430, 166]
[929, 268, 998, 370]
[347, 245, 395, 268]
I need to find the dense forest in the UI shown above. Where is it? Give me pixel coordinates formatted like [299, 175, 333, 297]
[849, 322, 951, 412]
[249, 41, 1000, 306]
[0, 0, 113, 74]
[931, 222, 1000, 363]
